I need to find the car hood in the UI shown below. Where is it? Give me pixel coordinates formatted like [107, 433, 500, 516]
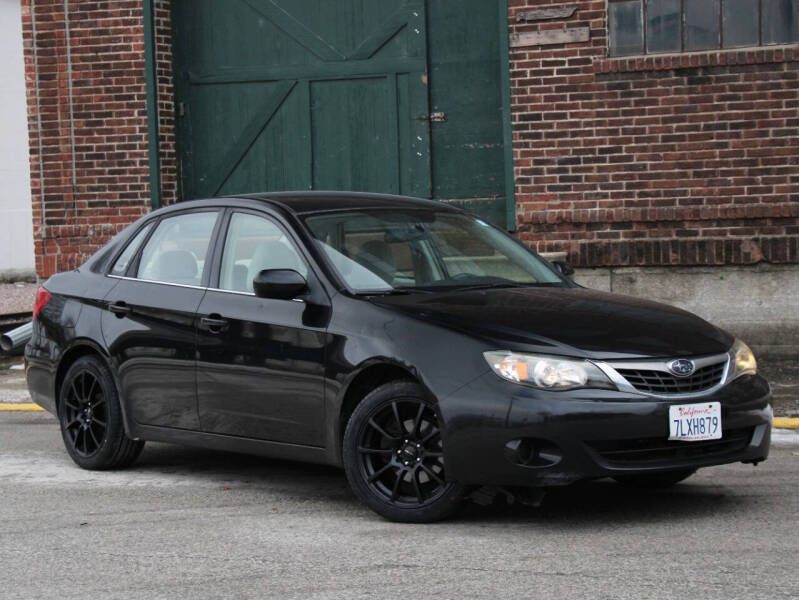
[368, 286, 733, 359]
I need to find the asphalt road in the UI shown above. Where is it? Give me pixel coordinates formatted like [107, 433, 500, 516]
[2, 412, 798, 600]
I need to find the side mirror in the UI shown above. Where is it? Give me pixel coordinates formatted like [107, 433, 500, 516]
[253, 269, 307, 300]
[552, 261, 575, 278]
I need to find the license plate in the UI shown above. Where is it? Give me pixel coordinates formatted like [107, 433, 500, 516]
[668, 402, 722, 441]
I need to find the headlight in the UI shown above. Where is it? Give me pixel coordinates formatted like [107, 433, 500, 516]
[483, 351, 616, 391]
[730, 338, 757, 379]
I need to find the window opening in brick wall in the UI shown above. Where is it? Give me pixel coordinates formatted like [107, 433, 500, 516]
[608, 0, 798, 56]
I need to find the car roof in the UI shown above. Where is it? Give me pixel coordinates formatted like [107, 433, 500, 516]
[85, 192, 462, 275]
[234, 191, 453, 214]
[194, 191, 454, 215]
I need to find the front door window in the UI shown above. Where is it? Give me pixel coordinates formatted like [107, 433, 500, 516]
[218, 212, 308, 293]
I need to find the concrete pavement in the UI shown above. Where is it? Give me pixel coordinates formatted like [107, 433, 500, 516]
[1, 411, 798, 600]
[0, 356, 31, 404]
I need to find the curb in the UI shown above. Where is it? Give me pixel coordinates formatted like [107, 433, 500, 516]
[0, 403, 43, 411]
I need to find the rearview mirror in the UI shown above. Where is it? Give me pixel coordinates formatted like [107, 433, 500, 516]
[253, 269, 307, 300]
[552, 261, 575, 278]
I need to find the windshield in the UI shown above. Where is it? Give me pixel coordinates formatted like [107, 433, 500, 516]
[303, 209, 564, 293]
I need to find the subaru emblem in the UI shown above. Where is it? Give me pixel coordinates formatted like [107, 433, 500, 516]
[668, 359, 695, 377]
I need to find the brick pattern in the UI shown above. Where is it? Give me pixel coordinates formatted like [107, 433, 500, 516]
[21, 0, 152, 278]
[20, 0, 799, 275]
[509, 1, 799, 267]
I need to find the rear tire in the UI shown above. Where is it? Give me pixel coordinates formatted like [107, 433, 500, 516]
[57, 355, 144, 470]
[343, 381, 466, 522]
[613, 468, 696, 488]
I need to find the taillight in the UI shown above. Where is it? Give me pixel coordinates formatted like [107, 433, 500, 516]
[33, 287, 51, 319]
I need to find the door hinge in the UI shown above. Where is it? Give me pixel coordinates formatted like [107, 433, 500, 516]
[178, 102, 186, 117]
[419, 112, 447, 123]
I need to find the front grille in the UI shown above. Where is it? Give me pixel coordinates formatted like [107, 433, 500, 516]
[617, 361, 726, 395]
[587, 427, 752, 466]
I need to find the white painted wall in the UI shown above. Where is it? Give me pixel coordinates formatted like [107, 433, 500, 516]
[0, 0, 34, 276]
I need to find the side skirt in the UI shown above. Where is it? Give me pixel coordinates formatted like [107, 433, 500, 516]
[128, 422, 337, 467]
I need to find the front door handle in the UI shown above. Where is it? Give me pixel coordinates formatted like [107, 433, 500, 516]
[200, 315, 229, 333]
[109, 302, 131, 317]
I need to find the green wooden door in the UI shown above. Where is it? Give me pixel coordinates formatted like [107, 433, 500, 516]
[173, 0, 431, 199]
[427, 0, 509, 227]
[172, 0, 508, 225]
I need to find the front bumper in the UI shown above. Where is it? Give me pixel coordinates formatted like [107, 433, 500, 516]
[439, 371, 772, 487]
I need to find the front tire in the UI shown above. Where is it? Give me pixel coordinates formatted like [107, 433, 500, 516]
[342, 381, 466, 522]
[58, 355, 144, 470]
[613, 468, 696, 488]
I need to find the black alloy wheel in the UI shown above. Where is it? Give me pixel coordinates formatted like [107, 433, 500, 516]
[360, 399, 445, 505]
[58, 355, 144, 470]
[343, 381, 466, 522]
[62, 369, 108, 457]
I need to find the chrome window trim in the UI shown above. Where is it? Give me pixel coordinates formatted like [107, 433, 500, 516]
[205, 287, 305, 303]
[208, 287, 253, 296]
[105, 275, 305, 302]
[106, 274, 207, 291]
[592, 352, 732, 399]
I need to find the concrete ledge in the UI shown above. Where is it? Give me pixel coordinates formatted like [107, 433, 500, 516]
[539, 251, 568, 263]
[0, 269, 37, 284]
[573, 263, 799, 417]
[574, 263, 799, 359]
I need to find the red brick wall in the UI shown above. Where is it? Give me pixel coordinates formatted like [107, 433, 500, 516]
[508, 1, 799, 267]
[21, 0, 799, 276]
[21, 0, 153, 278]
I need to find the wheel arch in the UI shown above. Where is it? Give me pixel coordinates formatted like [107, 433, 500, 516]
[338, 363, 416, 439]
[54, 340, 132, 434]
[333, 359, 441, 465]
[337, 365, 465, 522]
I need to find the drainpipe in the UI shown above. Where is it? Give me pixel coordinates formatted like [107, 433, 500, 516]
[63, 0, 78, 218]
[31, 2, 46, 243]
[143, 0, 161, 210]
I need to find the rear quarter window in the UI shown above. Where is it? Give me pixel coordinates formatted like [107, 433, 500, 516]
[109, 223, 153, 276]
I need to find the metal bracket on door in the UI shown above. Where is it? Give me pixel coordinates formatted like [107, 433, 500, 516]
[418, 112, 447, 123]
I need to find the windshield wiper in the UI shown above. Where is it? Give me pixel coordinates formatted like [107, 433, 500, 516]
[358, 288, 433, 296]
[359, 282, 561, 296]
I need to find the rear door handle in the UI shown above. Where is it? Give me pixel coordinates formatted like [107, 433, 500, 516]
[200, 315, 229, 333]
[109, 302, 131, 317]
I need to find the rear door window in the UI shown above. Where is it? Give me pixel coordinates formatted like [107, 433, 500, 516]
[136, 211, 219, 286]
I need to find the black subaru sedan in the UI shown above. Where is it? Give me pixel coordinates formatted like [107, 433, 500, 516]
[25, 193, 772, 522]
